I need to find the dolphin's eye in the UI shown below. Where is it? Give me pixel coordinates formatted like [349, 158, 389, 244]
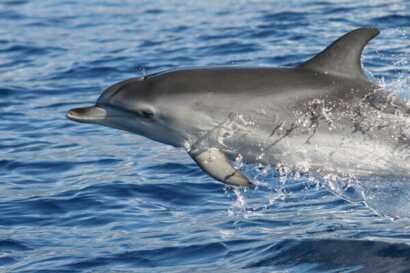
[140, 109, 154, 119]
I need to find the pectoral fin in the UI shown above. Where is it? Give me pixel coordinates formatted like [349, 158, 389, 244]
[189, 148, 253, 187]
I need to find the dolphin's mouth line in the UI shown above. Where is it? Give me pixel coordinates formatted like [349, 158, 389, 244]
[67, 104, 143, 124]
[67, 106, 107, 123]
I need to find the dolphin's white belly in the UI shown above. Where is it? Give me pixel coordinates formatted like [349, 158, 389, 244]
[220, 131, 409, 177]
[271, 134, 409, 176]
[193, 109, 410, 178]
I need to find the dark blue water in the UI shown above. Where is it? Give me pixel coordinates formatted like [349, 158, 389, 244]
[1, 1, 410, 272]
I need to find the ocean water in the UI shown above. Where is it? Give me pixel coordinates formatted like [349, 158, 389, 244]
[1, 0, 410, 272]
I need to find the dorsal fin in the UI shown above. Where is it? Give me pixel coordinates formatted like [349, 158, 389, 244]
[298, 27, 379, 81]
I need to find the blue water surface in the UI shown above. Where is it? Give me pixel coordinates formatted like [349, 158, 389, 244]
[1, 0, 410, 272]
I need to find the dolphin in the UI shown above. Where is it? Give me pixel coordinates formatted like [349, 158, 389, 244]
[67, 27, 410, 187]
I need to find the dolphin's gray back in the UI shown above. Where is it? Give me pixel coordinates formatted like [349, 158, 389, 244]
[149, 27, 382, 110]
[147, 27, 385, 118]
[146, 27, 386, 135]
[148, 67, 376, 118]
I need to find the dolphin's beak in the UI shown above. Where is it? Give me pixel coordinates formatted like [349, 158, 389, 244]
[67, 106, 107, 123]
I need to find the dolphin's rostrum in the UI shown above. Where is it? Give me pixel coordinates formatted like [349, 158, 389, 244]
[67, 28, 410, 187]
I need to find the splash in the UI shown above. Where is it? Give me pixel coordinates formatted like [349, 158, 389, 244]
[384, 29, 410, 101]
[229, 96, 409, 220]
